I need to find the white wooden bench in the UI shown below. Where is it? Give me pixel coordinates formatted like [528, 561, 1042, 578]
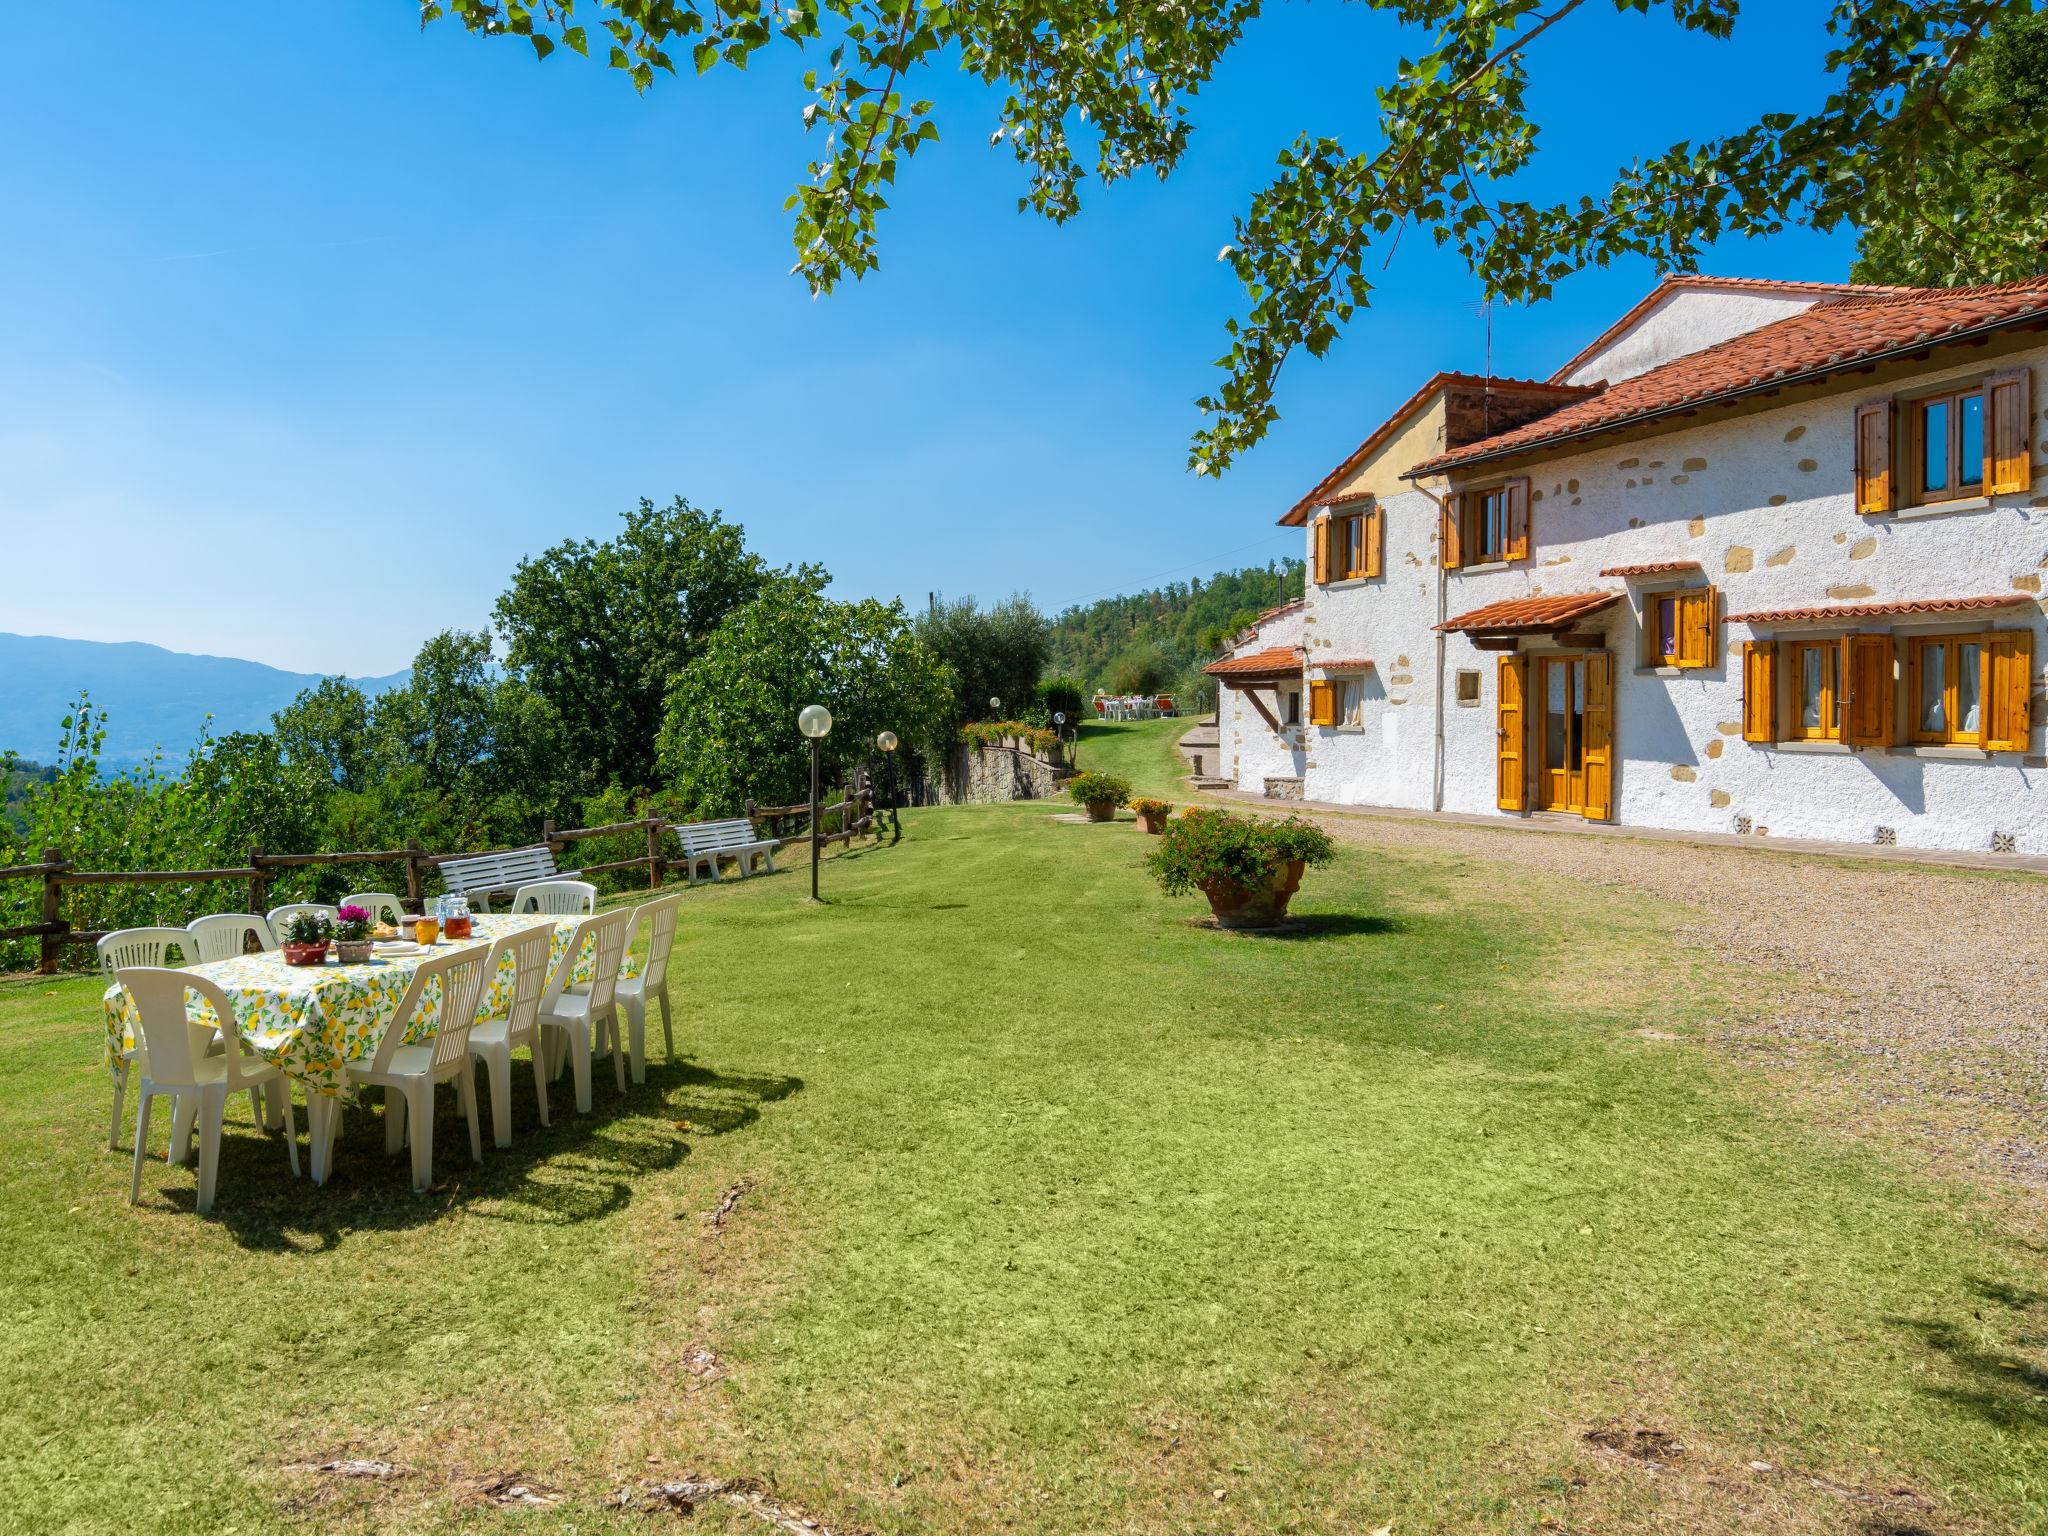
[438, 845, 582, 912]
[672, 818, 776, 885]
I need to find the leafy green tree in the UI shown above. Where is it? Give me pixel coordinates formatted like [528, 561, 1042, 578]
[274, 677, 377, 792]
[1047, 562, 1301, 695]
[428, 1, 2040, 472]
[912, 594, 1050, 749]
[1104, 642, 1171, 697]
[494, 497, 778, 794]
[1852, 8, 2048, 285]
[658, 577, 954, 815]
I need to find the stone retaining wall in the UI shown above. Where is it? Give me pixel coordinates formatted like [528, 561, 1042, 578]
[936, 742, 1068, 805]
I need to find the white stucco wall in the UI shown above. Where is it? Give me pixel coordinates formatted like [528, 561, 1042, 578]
[1561, 287, 1823, 387]
[1215, 604, 1306, 792]
[1435, 342, 2048, 853]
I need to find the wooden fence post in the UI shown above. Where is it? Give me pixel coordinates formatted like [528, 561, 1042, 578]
[38, 847, 65, 976]
[247, 846, 267, 916]
[542, 819, 558, 855]
[404, 840, 423, 913]
[646, 817, 663, 890]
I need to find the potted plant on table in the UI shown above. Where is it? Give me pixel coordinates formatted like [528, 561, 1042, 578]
[1146, 809, 1336, 929]
[1066, 771, 1131, 823]
[1130, 797, 1174, 834]
[332, 904, 375, 965]
[278, 910, 335, 966]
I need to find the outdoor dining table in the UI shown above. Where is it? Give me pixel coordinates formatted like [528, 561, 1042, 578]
[100, 912, 612, 1184]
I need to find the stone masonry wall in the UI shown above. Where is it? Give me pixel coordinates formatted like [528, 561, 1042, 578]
[936, 742, 1066, 805]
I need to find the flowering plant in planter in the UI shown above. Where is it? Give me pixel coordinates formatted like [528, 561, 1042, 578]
[1130, 797, 1174, 834]
[1066, 771, 1131, 822]
[278, 910, 334, 965]
[331, 904, 375, 964]
[1146, 810, 1335, 928]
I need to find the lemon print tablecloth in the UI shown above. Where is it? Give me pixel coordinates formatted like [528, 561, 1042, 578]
[101, 913, 625, 1099]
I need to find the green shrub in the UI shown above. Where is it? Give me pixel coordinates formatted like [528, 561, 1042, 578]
[1032, 675, 1087, 727]
[1146, 810, 1334, 896]
[1066, 772, 1131, 809]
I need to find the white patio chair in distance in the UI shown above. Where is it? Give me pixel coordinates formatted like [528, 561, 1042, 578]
[339, 892, 408, 927]
[467, 923, 553, 1147]
[338, 947, 490, 1194]
[615, 891, 682, 1085]
[119, 967, 299, 1214]
[510, 880, 597, 916]
[537, 906, 631, 1113]
[186, 913, 275, 963]
[97, 928, 196, 1150]
[265, 902, 338, 936]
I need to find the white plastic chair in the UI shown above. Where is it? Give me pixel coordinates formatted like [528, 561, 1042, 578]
[510, 880, 598, 916]
[467, 923, 553, 1147]
[266, 901, 338, 937]
[615, 892, 682, 1085]
[338, 947, 490, 1194]
[537, 906, 632, 1114]
[338, 891, 407, 927]
[119, 967, 299, 1214]
[98, 928, 196, 1150]
[187, 913, 275, 963]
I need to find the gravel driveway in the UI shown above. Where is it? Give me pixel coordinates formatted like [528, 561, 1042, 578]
[1289, 807, 2048, 1190]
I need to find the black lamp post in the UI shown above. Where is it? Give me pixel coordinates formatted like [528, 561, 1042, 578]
[876, 730, 901, 844]
[799, 703, 833, 902]
[1053, 709, 1068, 768]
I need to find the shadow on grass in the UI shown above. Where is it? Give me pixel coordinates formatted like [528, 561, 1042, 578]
[1200, 913, 1402, 941]
[1887, 1314, 2048, 1431]
[150, 1056, 803, 1253]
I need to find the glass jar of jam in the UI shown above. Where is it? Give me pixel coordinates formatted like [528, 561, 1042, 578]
[413, 916, 440, 947]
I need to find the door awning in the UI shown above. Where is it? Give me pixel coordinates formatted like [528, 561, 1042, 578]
[1202, 645, 1304, 683]
[1438, 591, 1623, 636]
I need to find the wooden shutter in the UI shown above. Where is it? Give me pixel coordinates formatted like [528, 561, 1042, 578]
[1581, 652, 1614, 821]
[1496, 655, 1527, 811]
[1308, 679, 1336, 727]
[1742, 640, 1777, 742]
[1504, 477, 1531, 562]
[1984, 629, 2035, 752]
[1441, 495, 1464, 570]
[1855, 399, 1895, 515]
[1842, 633, 1895, 748]
[1312, 513, 1331, 585]
[1678, 587, 1718, 670]
[1363, 508, 1384, 579]
[1986, 369, 2034, 496]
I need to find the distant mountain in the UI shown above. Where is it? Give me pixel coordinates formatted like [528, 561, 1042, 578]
[0, 633, 408, 769]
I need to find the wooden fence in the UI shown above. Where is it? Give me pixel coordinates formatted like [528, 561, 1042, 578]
[0, 785, 875, 975]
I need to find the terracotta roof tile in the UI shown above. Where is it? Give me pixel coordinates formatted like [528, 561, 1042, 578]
[1309, 657, 1373, 670]
[1438, 592, 1624, 634]
[1599, 560, 1703, 577]
[1203, 644, 1304, 678]
[1723, 594, 2035, 625]
[1412, 276, 2048, 477]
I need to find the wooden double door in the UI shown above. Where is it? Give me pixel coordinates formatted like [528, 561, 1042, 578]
[1497, 651, 1613, 820]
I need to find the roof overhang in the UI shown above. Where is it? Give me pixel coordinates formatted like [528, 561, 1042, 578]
[1438, 592, 1625, 637]
[1203, 644, 1304, 683]
[1724, 594, 2035, 626]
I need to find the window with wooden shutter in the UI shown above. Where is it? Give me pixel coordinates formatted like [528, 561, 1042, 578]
[1984, 630, 2034, 752]
[1986, 369, 2034, 496]
[1312, 513, 1331, 585]
[1363, 507, 1384, 578]
[1856, 399, 1894, 515]
[1785, 639, 1841, 741]
[1441, 495, 1463, 570]
[1308, 679, 1336, 727]
[1496, 655, 1527, 811]
[1580, 652, 1614, 821]
[1503, 477, 1531, 562]
[1843, 633, 1895, 748]
[1742, 641, 1777, 742]
[1678, 587, 1718, 669]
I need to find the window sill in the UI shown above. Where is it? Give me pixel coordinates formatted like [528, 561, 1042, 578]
[1891, 495, 1990, 521]
[1453, 560, 1519, 575]
[1886, 745, 1995, 761]
[1772, 740, 1852, 754]
[1320, 576, 1377, 590]
[1632, 664, 1711, 678]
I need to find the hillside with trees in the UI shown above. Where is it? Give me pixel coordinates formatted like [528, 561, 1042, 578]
[1045, 560, 1305, 711]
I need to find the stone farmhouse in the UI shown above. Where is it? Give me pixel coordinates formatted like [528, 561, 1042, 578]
[1206, 275, 2048, 853]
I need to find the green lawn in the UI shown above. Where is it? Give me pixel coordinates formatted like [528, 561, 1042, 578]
[2, 785, 2043, 1534]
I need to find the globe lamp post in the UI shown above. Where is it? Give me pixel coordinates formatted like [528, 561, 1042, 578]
[798, 704, 833, 902]
[876, 730, 901, 845]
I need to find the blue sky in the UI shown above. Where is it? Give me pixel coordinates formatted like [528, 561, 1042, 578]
[0, 2, 1859, 675]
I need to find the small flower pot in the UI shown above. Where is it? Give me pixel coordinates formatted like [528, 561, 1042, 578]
[1136, 809, 1169, 835]
[1199, 860, 1305, 929]
[1084, 799, 1118, 822]
[281, 941, 330, 967]
[334, 939, 374, 965]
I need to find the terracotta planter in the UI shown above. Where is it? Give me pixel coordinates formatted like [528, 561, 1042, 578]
[1199, 859, 1306, 929]
[334, 939, 374, 965]
[281, 941, 330, 967]
[1136, 810, 1169, 835]
[1084, 799, 1118, 822]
